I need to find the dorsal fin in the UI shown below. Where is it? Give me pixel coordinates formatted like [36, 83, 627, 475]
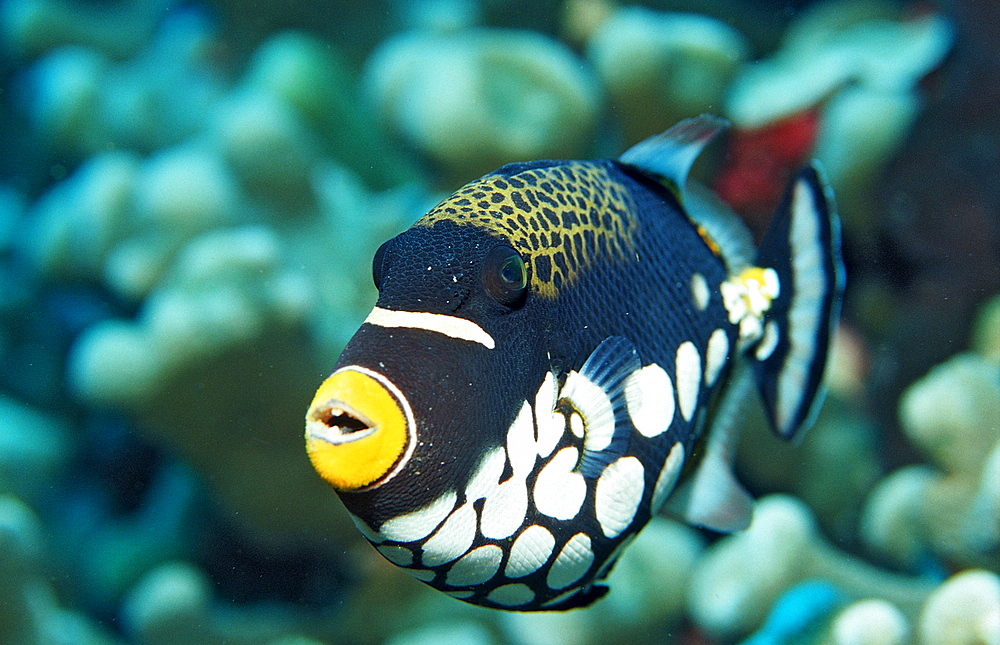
[618, 115, 729, 201]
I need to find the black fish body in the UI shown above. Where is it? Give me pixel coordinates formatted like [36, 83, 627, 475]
[305, 116, 843, 610]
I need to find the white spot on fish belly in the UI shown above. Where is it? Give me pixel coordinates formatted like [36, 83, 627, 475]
[506, 401, 536, 478]
[377, 545, 413, 566]
[505, 524, 556, 578]
[675, 341, 702, 422]
[446, 544, 503, 587]
[625, 363, 674, 438]
[465, 447, 505, 502]
[349, 513, 386, 544]
[379, 491, 456, 543]
[533, 447, 587, 521]
[705, 328, 729, 386]
[480, 476, 529, 540]
[650, 442, 685, 514]
[487, 583, 535, 607]
[421, 502, 477, 566]
[594, 456, 645, 538]
[546, 533, 594, 590]
[403, 568, 436, 582]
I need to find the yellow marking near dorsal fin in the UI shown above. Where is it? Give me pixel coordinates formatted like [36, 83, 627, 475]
[696, 224, 722, 257]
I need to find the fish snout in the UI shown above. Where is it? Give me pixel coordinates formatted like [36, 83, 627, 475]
[305, 366, 415, 492]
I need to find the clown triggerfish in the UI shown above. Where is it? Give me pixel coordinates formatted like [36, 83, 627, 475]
[305, 116, 843, 611]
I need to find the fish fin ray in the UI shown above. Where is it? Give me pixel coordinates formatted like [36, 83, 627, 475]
[560, 336, 641, 479]
[663, 369, 754, 532]
[618, 114, 729, 199]
[753, 165, 845, 440]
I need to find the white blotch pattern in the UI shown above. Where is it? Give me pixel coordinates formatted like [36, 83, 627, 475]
[465, 447, 505, 502]
[594, 533, 637, 581]
[542, 588, 581, 608]
[379, 491, 456, 543]
[421, 502, 477, 566]
[349, 513, 386, 544]
[505, 525, 556, 578]
[625, 363, 674, 438]
[446, 590, 474, 599]
[570, 412, 584, 438]
[546, 533, 594, 590]
[507, 401, 537, 477]
[675, 341, 702, 422]
[756, 319, 780, 361]
[704, 328, 729, 386]
[533, 447, 587, 520]
[487, 583, 535, 607]
[650, 442, 685, 514]
[594, 456, 645, 538]
[404, 569, 436, 582]
[377, 545, 413, 566]
[534, 372, 563, 459]
[446, 544, 503, 587]
[560, 371, 615, 453]
[691, 272, 710, 311]
[480, 477, 529, 540]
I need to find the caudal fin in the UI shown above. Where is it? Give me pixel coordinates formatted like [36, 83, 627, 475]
[753, 166, 844, 440]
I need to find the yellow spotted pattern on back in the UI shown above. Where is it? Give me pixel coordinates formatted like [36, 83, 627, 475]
[417, 162, 638, 299]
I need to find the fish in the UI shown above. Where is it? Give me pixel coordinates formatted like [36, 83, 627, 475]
[304, 115, 844, 611]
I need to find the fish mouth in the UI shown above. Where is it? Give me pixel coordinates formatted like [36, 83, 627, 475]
[304, 365, 417, 492]
[307, 401, 375, 444]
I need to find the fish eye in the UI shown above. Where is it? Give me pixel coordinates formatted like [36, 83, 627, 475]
[372, 239, 391, 290]
[483, 245, 527, 306]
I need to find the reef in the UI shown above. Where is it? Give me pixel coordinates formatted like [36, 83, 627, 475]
[0, 0, 997, 644]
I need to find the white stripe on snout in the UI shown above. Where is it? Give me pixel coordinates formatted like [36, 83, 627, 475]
[364, 306, 496, 349]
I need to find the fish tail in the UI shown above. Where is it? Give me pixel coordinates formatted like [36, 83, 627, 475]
[752, 165, 845, 440]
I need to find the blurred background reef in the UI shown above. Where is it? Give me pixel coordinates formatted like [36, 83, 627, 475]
[0, 0, 997, 644]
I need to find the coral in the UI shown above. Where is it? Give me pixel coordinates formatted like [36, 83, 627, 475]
[721, 0, 953, 223]
[725, 0, 952, 129]
[586, 6, 748, 146]
[231, 31, 419, 192]
[828, 599, 911, 645]
[0, 1, 994, 644]
[861, 352, 1000, 570]
[0, 0, 173, 60]
[739, 580, 845, 645]
[0, 395, 73, 501]
[14, 10, 431, 551]
[917, 569, 1000, 645]
[686, 495, 934, 641]
[17, 8, 224, 162]
[363, 28, 600, 184]
[121, 561, 332, 645]
[0, 495, 120, 645]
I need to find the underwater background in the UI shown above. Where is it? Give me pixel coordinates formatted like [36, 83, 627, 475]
[0, 0, 997, 643]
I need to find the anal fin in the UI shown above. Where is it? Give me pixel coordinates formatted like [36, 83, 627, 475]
[664, 363, 755, 532]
